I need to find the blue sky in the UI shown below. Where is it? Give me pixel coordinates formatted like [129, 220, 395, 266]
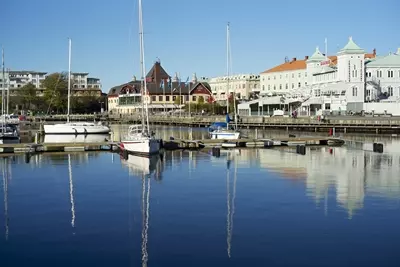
[1, 0, 399, 92]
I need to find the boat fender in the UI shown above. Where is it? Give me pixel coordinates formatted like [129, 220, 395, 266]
[84, 128, 88, 135]
[169, 137, 174, 140]
[73, 128, 78, 135]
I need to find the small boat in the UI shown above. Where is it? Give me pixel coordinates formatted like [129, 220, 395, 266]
[119, 125, 161, 156]
[209, 23, 241, 140]
[43, 121, 110, 134]
[43, 38, 110, 135]
[209, 114, 241, 140]
[0, 124, 20, 144]
[119, 0, 161, 156]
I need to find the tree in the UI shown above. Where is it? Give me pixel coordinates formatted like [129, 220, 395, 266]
[42, 72, 69, 114]
[198, 96, 205, 104]
[17, 83, 37, 110]
[174, 96, 182, 105]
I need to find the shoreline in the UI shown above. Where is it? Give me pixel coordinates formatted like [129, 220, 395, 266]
[24, 114, 400, 134]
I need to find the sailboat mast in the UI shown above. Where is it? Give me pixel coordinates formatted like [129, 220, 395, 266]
[67, 38, 71, 123]
[1, 47, 5, 117]
[138, 0, 149, 133]
[6, 68, 9, 115]
[226, 23, 230, 115]
[228, 24, 238, 130]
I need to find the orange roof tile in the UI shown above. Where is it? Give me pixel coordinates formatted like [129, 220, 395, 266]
[261, 53, 375, 74]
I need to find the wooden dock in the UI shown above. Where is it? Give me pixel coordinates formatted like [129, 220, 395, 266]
[163, 137, 345, 150]
[0, 136, 345, 155]
[0, 142, 117, 154]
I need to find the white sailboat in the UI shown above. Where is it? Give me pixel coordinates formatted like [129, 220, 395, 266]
[119, 0, 161, 156]
[43, 38, 110, 135]
[210, 23, 241, 140]
[0, 48, 20, 144]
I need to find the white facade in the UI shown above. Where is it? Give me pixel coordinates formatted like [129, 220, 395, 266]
[208, 74, 260, 101]
[240, 37, 400, 116]
[260, 58, 309, 96]
[0, 70, 102, 91]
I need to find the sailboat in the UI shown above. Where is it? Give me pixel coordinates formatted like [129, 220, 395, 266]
[0, 48, 20, 144]
[119, 0, 161, 156]
[210, 23, 241, 140]
[43, 38, 110, 135]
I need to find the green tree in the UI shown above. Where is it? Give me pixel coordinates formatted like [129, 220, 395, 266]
[174, 96, 182, 105]
[17, 83, 37, 110]
[42, 72, 69, 114]
[198, 96, 205, 104]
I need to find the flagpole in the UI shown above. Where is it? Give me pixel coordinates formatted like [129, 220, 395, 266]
[188, 82, 191, 117]
[178, 72, 181, 118]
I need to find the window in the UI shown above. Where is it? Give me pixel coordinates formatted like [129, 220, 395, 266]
[298, 82, 301, 88]
[151, 96, 156, 101]
[305, 82, 308, 86]
[285, 84, 288, 89]
[158, 95, 163, 101]
[279, 84, 282, 90]
[377, 70, 382, 78]
[273, 85, 276, 90]
[280, 75, 282, 79]
[192, 96, 197, 101]
[366, 90, 371, 96]
[352, 86, 358, 96]
[268, 76, 270, 80]
[388, 86, 393, 96]
[268, 85, 270, 90]
[305, 72, 307, 77]
[292, 83, 294, 89]
[166, 96, 170, 101]
[298, 73, 301, 78]
[263, 85, 265, 90]
[388, 70, 394, 78]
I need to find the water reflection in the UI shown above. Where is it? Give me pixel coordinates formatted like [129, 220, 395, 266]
[1, 158, 10, 241]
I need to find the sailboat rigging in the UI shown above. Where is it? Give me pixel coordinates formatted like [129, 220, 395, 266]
[0, 48, 20, 144]
[209, 23, 241, 140]
[118, 0, 161, 156]
[43, 38, 110, 135]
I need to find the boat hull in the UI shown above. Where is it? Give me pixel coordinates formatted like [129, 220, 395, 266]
[44, 123, 110, 134]
[210, 131, 240, 140]
[120, 138, 161, 157]
[0, 136, 20, 144]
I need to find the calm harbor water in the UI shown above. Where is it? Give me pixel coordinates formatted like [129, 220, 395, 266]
[2, 126, 400, 266]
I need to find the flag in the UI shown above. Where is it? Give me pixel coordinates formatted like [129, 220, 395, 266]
[160, 79, 164, 89]
[168, 77, 172, 88]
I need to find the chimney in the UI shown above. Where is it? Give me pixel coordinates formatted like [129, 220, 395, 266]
[292, 57, 297, 62]
[305, 56, 309, 60]
[373, 48, 376, 56]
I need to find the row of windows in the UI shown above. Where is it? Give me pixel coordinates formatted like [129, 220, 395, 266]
[212, 83, 259, 91]
[262, 82, 308, 91]
[369, 70, 400, 78]
[263, 72, 307, 81]
[366, 86, 397, 97]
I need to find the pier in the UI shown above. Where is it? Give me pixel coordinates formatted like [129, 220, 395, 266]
[0, 136, 345, 155]
[106, 115, 400, 134]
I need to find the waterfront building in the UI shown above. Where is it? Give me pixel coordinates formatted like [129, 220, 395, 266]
[107, 59, 213, 114]
[239, 37, 400, 116]
[0, 70, 103, 97]
[208, 74, 260, 102]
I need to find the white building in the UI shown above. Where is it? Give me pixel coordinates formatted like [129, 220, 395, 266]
[208, 74, 260, 101]
[239, 37, 400, 116]
[0, 70, 102, 93]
